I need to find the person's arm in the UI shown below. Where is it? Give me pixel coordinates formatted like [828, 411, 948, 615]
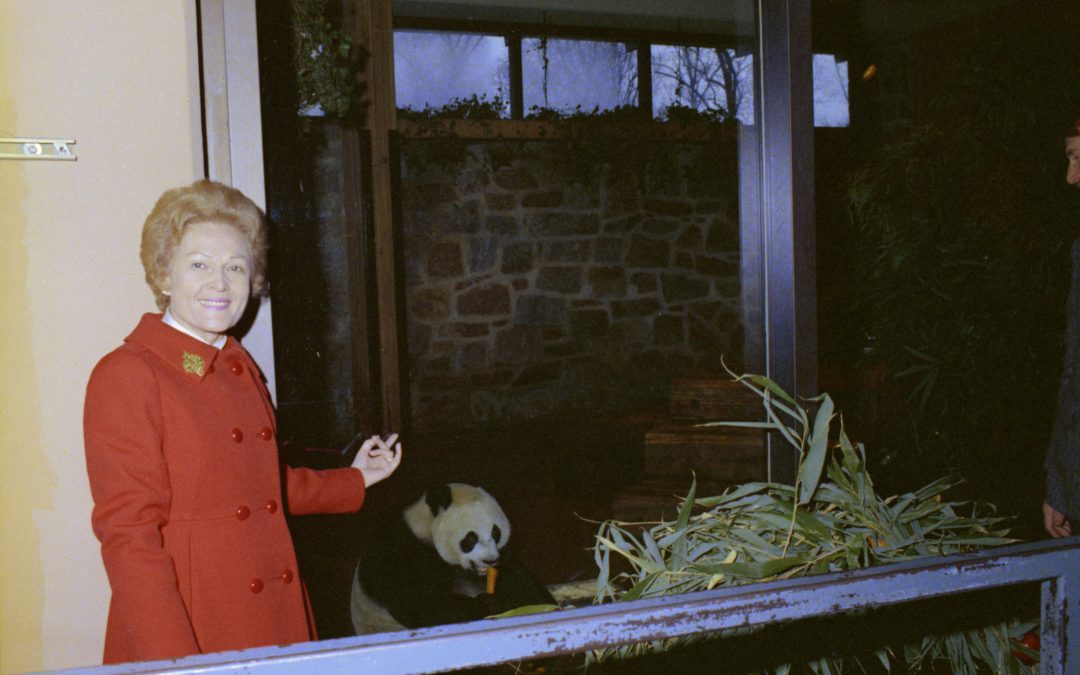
[284, 435, 401, 516]
[283, 465, 366, 515]
[84, 352, 200, 660]
[1044, 501, 1072, 538]
[1045, 239, 1080, 537]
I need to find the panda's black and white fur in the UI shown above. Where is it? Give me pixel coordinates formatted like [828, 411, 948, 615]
[351, 483, 554, 634]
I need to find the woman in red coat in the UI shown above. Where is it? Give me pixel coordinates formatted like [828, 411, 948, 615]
[84, 180, 402, 664]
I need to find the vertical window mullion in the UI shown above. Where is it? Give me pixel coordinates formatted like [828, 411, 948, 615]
[506, 33, 523, 119]
[755, 0, 818, 483]
[635, 43, 652, 118]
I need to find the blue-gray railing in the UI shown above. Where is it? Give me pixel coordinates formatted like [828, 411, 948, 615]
[69, 537, 1079, 674]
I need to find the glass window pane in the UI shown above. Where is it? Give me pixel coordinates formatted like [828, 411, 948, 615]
[651, 45, 755, 124]
[813, 53, 850, 127]
[265, 0, 821, 639]
[522, 37, 637, 113]
[394, 30, 509, 113]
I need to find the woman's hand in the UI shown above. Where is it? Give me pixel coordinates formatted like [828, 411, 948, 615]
[1043, 501, 1072, 538]
[349, 433, 402, 488]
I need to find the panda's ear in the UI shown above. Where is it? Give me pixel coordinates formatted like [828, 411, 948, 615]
[425, 484, 453, 515]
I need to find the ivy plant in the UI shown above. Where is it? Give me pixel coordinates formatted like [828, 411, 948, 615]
[292, 0, 360, 119]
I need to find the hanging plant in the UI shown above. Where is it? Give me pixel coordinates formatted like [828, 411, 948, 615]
[590, 373, 1036, 673]
[292, 0, 361, 119]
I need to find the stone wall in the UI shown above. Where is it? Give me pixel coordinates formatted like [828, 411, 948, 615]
[401, 137, 743, 432]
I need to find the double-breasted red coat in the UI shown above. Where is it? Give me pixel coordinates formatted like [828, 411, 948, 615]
[84, 313, 366, 664]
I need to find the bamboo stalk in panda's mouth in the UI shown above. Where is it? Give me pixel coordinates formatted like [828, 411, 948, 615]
[486, 566, 498, 594]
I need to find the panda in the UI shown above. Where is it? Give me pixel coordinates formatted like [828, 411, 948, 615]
[350, 483, 555, 635]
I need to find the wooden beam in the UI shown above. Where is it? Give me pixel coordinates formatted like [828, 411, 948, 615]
[348, 0, 403, 433]
[339, 127, 380, 436]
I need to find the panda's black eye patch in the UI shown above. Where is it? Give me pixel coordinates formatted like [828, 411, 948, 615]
[460, 531, 478, 553]
[492, 525, 502, 543]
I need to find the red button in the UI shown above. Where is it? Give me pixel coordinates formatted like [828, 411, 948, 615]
[231, 428, 244, 443]
[249, 579, 263, 594]
[259, 427, 273, 441]
[235, 505, 250, 520]
[265, 499, 278, 514]
[280, 569, 294, 584]
[230, 361, 244, 376]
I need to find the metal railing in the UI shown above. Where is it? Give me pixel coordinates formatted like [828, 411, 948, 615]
[72, 537, 1080, 674]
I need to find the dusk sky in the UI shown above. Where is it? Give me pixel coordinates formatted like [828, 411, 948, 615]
[393, 30, 849, 126]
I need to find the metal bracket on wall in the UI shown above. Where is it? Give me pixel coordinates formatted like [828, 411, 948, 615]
[0, 137, 77, 160]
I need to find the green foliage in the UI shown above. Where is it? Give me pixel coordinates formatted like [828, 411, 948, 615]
[661, 102, 732, 125]
[397, 97, 735, 129]
[292, 0, 360, 119]
[591, 374, 1034, 673]
[397, 98, 737, 190]
[847, 29, 1080, 485]
[398, 94, 508, 122]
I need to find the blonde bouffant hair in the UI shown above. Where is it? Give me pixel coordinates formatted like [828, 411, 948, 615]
[140, 180, 269, 311]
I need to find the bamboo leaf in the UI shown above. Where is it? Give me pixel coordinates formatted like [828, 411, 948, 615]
[691, 555, 809, 580]
[764, 402, 805, 452]
[595, 536, 660, 574]
[609, 524, 645, 556]
[588, 370, 1028, 673]
[697, 420, 778, 430]
[641, 529, 665, 566]
[737, 373, 809, 431]
[687, 540, 727, 562]
[488, 604, 561, 618]
[967, 626, 996, 666]
[898, 500, 950, 523]
[728, 528, 787, 556]
[753, 511, 803, 532]
[824, 460, 854, 495]
[621, 572, 660, 602]
[838, 424, 862, 476]
[742, 373, 799, 408]
[874, 646, 892, 671]
[694, 481, 771, 508]
[799, 394, 834, 503]
[912, 475, 955, 500]
[675, 476, 698, 532]
[813, 482, 861, 507]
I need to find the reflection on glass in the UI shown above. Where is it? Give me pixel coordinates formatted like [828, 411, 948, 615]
[651, 45, 755, 123]
[394, 30, 509, 113]
[813, 54, 849, 127]
[261, 0, 819, 655]
[522, 37, 637, 113]
[390, 7, 764, 437]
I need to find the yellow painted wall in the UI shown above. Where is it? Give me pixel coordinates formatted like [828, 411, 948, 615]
[0, 1, 203, 671]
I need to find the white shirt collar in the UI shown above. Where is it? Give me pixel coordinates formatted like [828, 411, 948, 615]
[162, 309, 227, 349]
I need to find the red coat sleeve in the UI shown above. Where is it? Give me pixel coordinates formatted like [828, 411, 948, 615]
[84, 351, 200, 661]
[284, 466, 366, 516]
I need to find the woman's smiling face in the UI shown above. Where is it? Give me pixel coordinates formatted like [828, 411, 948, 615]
[163, 220, 253, 343]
